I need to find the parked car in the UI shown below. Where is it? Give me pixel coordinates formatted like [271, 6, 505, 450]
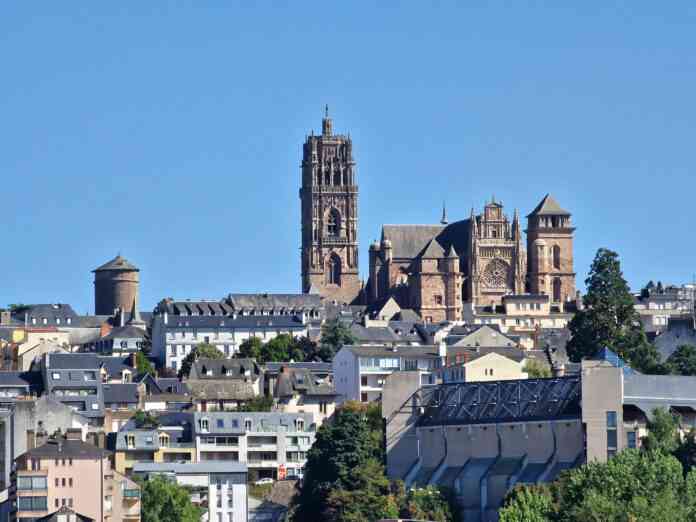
[254, 477, 274, 486]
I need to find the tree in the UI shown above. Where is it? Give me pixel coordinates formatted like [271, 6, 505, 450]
[291, 406, 381, 520]
[135, 351, 155, 377]
[134, 410, 159, 428]
[317, 318, 357, 362]
[674, 429, 696, 475]
[499, 484, 556, 522]
[567, 248, 659, 372]
[178, 342, 224, 378]
[399, 486, 454, 522]
[236, 395, 274, 412]
[641, 408, 680, 454]
[237, 337, 263, 360]
[523, 359, 552, 378]
[140, 476, 203, 522]
[666, 345, 696, 376]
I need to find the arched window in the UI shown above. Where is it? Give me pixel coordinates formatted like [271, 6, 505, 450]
[553, 278, 562, 302]
[326, 209, 340, 237]
[327, 254, 342, 286]
[324, 171, 331, 185]
[553, 245, 561, 270]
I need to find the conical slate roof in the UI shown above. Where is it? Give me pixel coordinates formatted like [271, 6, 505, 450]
[527, 194, 570, 217]
[419, 239, 446, 259]
[93, 255, 139, 272]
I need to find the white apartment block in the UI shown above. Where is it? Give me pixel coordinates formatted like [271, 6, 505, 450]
[193, 412, 316, 481]
[333, 345, 443, 403]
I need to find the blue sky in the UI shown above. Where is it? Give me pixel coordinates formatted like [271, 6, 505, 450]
[2, 3, 695, 313]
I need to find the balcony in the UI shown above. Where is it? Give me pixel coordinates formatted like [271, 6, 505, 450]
[123, 488, 141, 499]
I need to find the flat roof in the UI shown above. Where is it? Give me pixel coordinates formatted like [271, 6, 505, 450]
[133, 461, 247, 474]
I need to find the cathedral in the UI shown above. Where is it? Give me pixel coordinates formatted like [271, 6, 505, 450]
[299, 111, 576, 320]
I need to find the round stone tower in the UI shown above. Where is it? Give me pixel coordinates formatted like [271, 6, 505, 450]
[92, 255, 140, 316]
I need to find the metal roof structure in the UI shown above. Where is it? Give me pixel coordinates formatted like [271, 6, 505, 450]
[417, 376, 581, 427]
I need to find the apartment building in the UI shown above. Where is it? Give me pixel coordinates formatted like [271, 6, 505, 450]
[193, 412, 315, 481]
[333, 344, 443, 403]
[12, 438, 140, 522]
[41, 354, 105, 427]
[151, 300, 311, 372]
[133, 462, 248, 522]
[273, 366, 337, 425]
[186, 358, 263, 412]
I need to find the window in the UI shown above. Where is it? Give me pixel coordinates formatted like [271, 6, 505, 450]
[320, 402, 328, 414]
[68, 498, 73, 507]
[126, 435, 135, 449]
[552, 245, 561, 270]
[84, 371, 96, 381]
[217, 419, 224, 429]
[200, 419, 209, 432]
[606, 411, 618, 459]
[295, 419, 305, 431]
[361, 392, 368, 402]
[434, 295, 443, 305]
[91, 403, 99, 410]
[56, 317, 61, 325]
[327, 209, 340, 236]
[627, 431, 637, 449]
[552, 278, 562, 303]
[62, 478, 66, 487]
[69, 478, 73, 487]
[204, 336, 210, 344]
[66, 318, 71, 325]
[42, 317, 48, 325]
[18, 496, 47, 511]
[120, 341, 128, 349]
[327, 254, 341, 286]
[245, 418, 252, 431]
[18, 476, 46, 490]
[52, 372, 60, 380]
[159, 434, 169, 447]
[361, 376, 368, 386]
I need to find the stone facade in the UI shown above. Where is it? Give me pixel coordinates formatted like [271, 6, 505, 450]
[368, 195, 576, 320]
[93, 255, 140, 316]
[300, 108, 361, 304]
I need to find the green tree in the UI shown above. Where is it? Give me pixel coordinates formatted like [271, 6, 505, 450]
[666, 345, 696, 376]
[237, 337, 263, 360]
[566, 248, 658, 372]
[236, 395, 274, 412]
[135, 351, 155, 376]
[399, 485, 454, 522]
[178, 342, 224, 378]
[323, 459, 400, 522]
[524, 359, 552, 378]
[134, 410, 159, 428]
[140, 476, 203, 522]
[499, 484, 556, 522]
[291, 406, 380, 521]
[317, 318, 357, 362]
[675, 429, 696, 475]
[641, 408, 680, 454]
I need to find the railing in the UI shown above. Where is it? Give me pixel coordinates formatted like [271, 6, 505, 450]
[123, 489, 141, 499]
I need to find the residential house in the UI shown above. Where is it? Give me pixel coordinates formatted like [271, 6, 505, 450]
[12, 437, 140, 522]
[186, 358, 263, 412]
[273, 366, 337, 425]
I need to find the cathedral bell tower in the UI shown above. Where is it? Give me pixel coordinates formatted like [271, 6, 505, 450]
[300, 107, 361, 304]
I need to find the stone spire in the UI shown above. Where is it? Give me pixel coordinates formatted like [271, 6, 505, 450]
[440, 202, 448, 225]
[512, 209, 522, 241]
[322, 104, 333, 136]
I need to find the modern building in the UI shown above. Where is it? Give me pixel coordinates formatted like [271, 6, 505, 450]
[300, 108, 361, 304]
[40, 354, 105, 427]
[92, 255, 140, 317]
[383, 349, 696, 521]
[333, 344, 443, 403]
[192, 412, 316, 481]
[12, 437, 140, 522]
[133, 461, 248, 522]
[634, 284, 695, 334]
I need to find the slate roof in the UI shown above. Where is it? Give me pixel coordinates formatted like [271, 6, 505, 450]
[393, 309, 422, 322]
[103, 383, 140, 404]
[46, 353, 100, 370]
[74, 315, 112, 328]
[226, 293, 323, 311]
[102, 324, 146, 340]
[97, 356, 133, 378]
[445, 325, 518, 348]
[343, 344, 439, 358]
[167, 315, 306, 329]
[93, 255, 139, 272]
[36, 506, 93, 522]
[381, 224, 446, 259]
[527, 194, 570, 217]
[11, 304, 80, 325]
[25, 439, 110, 459]
[274, 368, 336, 398]
[192, 411, 315, 435]
[187, 380, 257, 401]
[162, 300, 234, 316]
[419, 238, 447, 259]
[446, 346, 527, 364]
[0, 371, 43, 392]
[190, 358, 261, 380]
[264, 362, 332, 375]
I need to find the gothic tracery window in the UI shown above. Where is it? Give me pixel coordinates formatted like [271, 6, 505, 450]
[327, 209, 340, 237]
[327, 254, 341, 286]
[482, 258, 510, 289]
[552, 245, 561, 270]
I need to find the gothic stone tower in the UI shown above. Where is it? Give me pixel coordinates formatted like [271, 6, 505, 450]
[300, 108, 360, 304]
[526, 194, 576, 304]
[93, 254, 140, 316]
[467, 199, 526, 306]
